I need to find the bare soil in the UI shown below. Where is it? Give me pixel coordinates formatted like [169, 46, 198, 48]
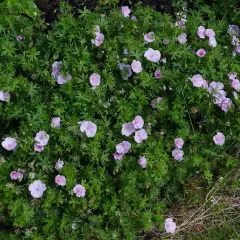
[35, 0, 174, 22]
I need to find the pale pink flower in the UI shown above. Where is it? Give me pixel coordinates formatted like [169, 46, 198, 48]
[51, 61, 61, 79]
[178, 18, 187, 28]
[79, 121, 97, 137]
[221, 98, 232, 112]
[121, 122, 135, 136]
[131, 16, 137, 21]
[154, 69, 162, 79]
[228, 72, 237, 80]
[215, 97, 232, 112]
[208, 37, 217, 47]
[197, 26, 206, 39]
[121, 6, 131, 17]
[55, 175, 66, 186]
[165, 218, 177, 234]
[208, 81, 224, 93]
[144, 32, 155, 43]
[190, 74, 205, 88]
[56, 75, 67, 85]
[116, 141, 131, 154]
[208, 81, 225, 98]
[144, 48, 161, 63]
[51, 117, 61, 128]
[134, 129, 148, 144]
[35, 131, 50, 146]
[0, 91, 10, 102]
[10, 171, 18, 180]
[161, 58, 167, 64]
[1, 137, 17, 151]
[151, 97, 163, 108]
[131, 60, 142, 73]
[172, 149, 184, 161]
[55, 159, 64, 171]
[4, 92, 10, 101]
[177, 33, 187, 44]
[94, 25, 100, 34]
[17, 169, 24, 180]
[92, 33, 104, 47]
[175, 19, 187, 28]
[0, 91, 5, 101]
[174, 138, 184, 149]
[213, 90, 226, 99]
[16, 35, 23, 41]
[231, 36, 239, 46]
[132, 116, 144, 129]
[96, 33, 104, 47]
[90, 73, 101, 87]
[56, 74, 72, 85]
[34, 143, 44, 152]
[163, 39, 169, 45]
[206, 29, 215, 38]
[138, 156, 147, 168]
[73, 184, 86, 197]
[231, 79, 240, 91]
[196, 49, 206, 57]
[213, 132, 225, 145]
[18, 169, 25, 174]
[180, 19, 187, 27]
[202, 80, 209, 89]
[228, 25, 239, 36]
[29, 180, 47, 198]
[11, 170, 24, 180]
[113, 152, 124, 160]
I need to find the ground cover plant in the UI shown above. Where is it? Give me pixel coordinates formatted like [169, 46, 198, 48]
[0, 0, 240, 239]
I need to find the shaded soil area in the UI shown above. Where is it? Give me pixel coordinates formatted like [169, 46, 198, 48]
[35, 0, 60, 22]
[35, 0, 240, 23]
[35, 0, 174, 22]
[123, 0, 173, 13]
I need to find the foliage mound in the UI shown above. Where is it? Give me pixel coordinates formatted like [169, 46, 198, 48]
[0, 0, 240, 239]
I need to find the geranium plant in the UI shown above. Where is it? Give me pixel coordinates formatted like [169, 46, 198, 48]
[0, 0, 239, 238]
